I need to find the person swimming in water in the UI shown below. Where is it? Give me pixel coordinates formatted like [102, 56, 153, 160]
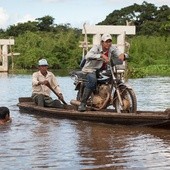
[0, 107, 11, 125]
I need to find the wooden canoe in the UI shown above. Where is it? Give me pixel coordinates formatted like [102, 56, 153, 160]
[17, 97, 170, 129]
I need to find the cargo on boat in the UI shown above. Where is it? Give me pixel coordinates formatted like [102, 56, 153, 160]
[17, 97, 170, 129]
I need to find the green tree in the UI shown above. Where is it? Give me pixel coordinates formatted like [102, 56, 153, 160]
[98, 1, 170, 36]
[13, 28, 82, 69]
[0, 29, 5, 38]
[6, 21, 38, 37]
[36, 15, 54, 32]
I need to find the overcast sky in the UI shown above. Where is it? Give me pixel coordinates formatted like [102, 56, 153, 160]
[0, 0, 169, 30]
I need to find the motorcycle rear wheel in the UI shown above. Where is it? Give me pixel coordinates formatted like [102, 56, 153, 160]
[113, 85, 137, 113]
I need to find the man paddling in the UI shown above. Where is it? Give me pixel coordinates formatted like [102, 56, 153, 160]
[31, 58, 66, 108]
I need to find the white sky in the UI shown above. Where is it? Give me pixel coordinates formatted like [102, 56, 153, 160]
[0, 0, 169, 29]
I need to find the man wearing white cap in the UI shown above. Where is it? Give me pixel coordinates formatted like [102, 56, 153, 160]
[78, 33, 125, 112]
[31, 59, 64, 108]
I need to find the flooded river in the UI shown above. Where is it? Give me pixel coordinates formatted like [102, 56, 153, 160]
[0, 74, 170, 169]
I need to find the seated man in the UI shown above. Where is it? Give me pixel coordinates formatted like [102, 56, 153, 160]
[0, 107, 12, 125]
[78, 33, 125, 112]
[31, 58, 64, 108]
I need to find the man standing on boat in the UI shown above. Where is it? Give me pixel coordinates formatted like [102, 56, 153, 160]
[78, 33, 125, 112]
[31, 59, 64, 108]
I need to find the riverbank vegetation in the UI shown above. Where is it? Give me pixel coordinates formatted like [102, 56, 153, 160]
[0, 1, 170, 78]
[128, 36, 170, 78]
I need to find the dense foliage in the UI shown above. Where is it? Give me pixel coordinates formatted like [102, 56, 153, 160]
[98, 1, 170, 36]
[13, 30, 82, 69]
[128, 36, 170, 77]
[0, 1, 169, 78]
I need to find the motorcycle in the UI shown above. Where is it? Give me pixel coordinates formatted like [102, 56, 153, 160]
[70, 56, 137, 113]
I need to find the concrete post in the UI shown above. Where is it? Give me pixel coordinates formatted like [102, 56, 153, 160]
[2, 45, 8, 70]
[93, 34, 101, 45]
[117, 31, 126, 53]
[0, 39, 15, 72]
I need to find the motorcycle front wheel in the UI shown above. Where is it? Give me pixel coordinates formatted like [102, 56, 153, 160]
[113, 85, 137, 113]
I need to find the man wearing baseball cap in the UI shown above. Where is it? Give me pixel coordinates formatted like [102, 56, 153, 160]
[31, 58, 65, 108]
[78, 33, 125, 112]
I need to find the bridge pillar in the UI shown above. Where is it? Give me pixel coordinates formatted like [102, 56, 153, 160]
[0, 39, 15, 72]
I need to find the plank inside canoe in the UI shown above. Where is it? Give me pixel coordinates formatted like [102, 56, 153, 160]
[19, 97, 33, 102]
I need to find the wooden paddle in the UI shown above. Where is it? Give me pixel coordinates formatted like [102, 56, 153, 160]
[45, 82, 67, 105]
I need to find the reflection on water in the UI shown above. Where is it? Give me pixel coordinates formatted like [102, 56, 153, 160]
[0, 74, 170, 169]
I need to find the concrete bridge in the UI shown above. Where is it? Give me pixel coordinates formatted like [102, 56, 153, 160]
[80, 24, 136, 74]
[0, 39, 17, 72]
[81, 24, 136, 53]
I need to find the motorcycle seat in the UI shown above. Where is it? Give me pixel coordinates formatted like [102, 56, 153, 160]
[73, 71, 87, 79]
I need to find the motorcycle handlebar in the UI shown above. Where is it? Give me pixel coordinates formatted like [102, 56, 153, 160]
[87, 57, 103, 61]
[85, 53, 129, 68]
[111, 58, 123, 66]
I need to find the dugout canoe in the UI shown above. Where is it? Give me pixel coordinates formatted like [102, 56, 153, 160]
[17, 97, 170, 129]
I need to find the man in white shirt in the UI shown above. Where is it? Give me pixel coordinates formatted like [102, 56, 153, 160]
[32, 59, 64, 108]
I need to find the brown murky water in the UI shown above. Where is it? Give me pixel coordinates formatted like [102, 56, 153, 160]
[0, 74, 170, 169]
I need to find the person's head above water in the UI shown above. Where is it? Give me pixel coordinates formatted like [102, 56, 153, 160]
[0, 107, 11, 125]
